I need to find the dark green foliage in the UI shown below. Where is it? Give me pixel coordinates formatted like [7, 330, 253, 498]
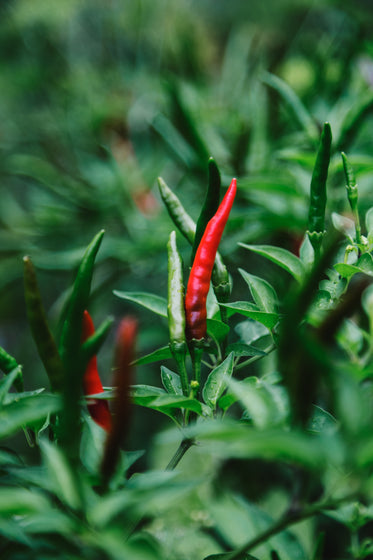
[1, 2, 373, 559]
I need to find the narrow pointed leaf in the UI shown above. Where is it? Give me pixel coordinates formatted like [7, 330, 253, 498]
[114, 291, 167, 318]
[239, 268, 278, 312]
[203, 353, 234, 409]
[239, 243, 305, 283]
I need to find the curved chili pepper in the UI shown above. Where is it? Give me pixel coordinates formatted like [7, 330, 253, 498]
[185, 178, 237, 341]
[81, 310, 112, 433]
[158, 176, 232, 304]
[101, 316, 137, 485]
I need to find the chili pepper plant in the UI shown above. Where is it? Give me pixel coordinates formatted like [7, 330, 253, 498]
[1, 120, 373, 559]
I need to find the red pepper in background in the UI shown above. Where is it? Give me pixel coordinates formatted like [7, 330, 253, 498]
[185, 178, 237, 341]
[81, 310, 112, 433]
[100, 316, 137, 484]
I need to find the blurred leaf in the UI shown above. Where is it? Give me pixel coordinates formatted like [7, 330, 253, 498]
[226, 377, 289, 428]
[308, 405, 338, 434]
[40, 439, 81, 510]
[208, 493, 306, 559]
[203, 353, 234, 409]
[164, 419, 337, 470]
[207, 318, 231, 341]
[0, 367, 23, 405]
[0, 487, 50, 515]
[0, 394, 61, 439]
[114, 291, 168, 317]
[134, 345, 172, 365]
[262, 72, 319, 142]
[239, 244, 305, 283]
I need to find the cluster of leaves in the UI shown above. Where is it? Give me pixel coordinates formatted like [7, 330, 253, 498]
[2, 121, 373, 559]
[2, 1, 373, 559]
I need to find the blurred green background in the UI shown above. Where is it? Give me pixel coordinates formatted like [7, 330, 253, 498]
[2, 0, 373, 449]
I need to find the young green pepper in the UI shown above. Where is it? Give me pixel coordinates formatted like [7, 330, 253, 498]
[167, 231, 189, 396]
[307, 122, 332, 259]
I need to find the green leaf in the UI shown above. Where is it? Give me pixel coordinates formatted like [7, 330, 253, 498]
[114, 291, 167, 317]
[334, 263, 363, 280]
[130, 384, 167, 405]
[149, 394, 203, 415]
[262, 71, 319, 142]
[0, 394, 61, 439]
[235, 320, 269, 345]
[134, 345, 172, 366]
[80, 414, 107, 474]
[161, 366, 183, 395]
[226, 343, 266, 358]
[220, 302, 279, 330]
[239, 269, 278, 312]
[207, 318, 230, 341]
[40, 439, 81, 510]
[0, 367, 23, 405]
[0, 487, 50, 515]
[308, 405, 338, 434]
[208, 493, 306, 560]
[335, 253, 373, 279]
[365, 207, 373, 236]
[226, 377, 288, 428]
[204, 554, 257, 559]
[239, 244, 305, 283]
[203, 353, 234, 409]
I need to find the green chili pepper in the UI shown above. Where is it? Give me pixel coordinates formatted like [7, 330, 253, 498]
[59, 230, 104, 462]
[158, 176, 232, 303]
[341, 152, 362, 245]
[158, 177, 196, 244]
[23, 256, 65, 393]
[191, 157, 221, 262]
[167, 231, 189, 396]
[0, 346, 23, 392]
[307, 122, 332, 258]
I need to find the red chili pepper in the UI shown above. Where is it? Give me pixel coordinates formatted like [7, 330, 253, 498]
[81, 310, 112, 432]
[185, 178, 237, 340]
[100, 316, 137, 484]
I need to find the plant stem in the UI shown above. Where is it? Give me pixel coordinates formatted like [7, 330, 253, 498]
[224, 495, 355, 560]
[165, 438, 194, 470]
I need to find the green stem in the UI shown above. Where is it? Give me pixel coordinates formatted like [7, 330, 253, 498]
[190, 344, 203, 385]
[165, 438, 194, 470]
[173, 349, 189, 397]
[224, 495, 355, 560]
